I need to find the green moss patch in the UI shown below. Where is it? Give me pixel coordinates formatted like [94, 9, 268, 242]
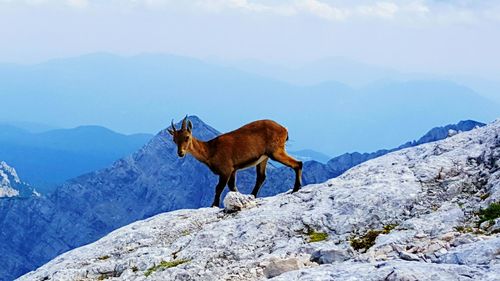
[350, 224, 397, 251]
[455, 226, 474, 233]
[350, 230, 382, 250]
[478, 202, 500, 224]
[144, 259, 190, 277]
[383, 224, 397, 233]
[307, 229, 328, 243]
[480, 193, 490, 201]
[97, 255, 110, 261]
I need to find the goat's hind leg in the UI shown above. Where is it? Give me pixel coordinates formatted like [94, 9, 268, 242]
[270, 150, 303, 192]
[251, 158, 268, 197]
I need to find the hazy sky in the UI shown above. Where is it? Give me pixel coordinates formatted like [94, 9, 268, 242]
[1, 0, 499, 79]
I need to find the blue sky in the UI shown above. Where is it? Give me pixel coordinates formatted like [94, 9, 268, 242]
[1, 0, 499, 79]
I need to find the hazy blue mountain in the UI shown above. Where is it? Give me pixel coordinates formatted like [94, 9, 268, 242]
[218, 56, 402, 86]
[0, 125, 152, 193]
[224, 57, 500, 105]
[453, 76, 500, 104]
[0, 53, 498, 155]
[0, 117, 484, 280]
[0, 121, 58, 133]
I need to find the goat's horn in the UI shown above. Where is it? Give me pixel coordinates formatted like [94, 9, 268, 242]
[181, 115, 188, 130]
[171, 119, 176, 132]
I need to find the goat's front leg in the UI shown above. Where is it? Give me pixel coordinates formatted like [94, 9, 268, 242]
[211, 174, 230, 207]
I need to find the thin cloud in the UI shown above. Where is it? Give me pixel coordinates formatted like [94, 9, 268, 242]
[358, 2, 400, 19]
[1, 0, 499, 25]
[296, 0, 350, 21]
[67, 0, 87, 8]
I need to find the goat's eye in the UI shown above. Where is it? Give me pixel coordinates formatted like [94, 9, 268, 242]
[185, 136, 189, 141]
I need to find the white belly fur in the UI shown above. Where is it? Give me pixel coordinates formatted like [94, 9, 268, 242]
[241, 155, 268, 169]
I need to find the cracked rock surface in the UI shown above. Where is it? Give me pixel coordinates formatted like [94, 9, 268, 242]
[19, 120, 500, 281]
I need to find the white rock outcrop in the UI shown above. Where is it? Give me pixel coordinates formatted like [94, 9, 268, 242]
[223, 191, 257, 212]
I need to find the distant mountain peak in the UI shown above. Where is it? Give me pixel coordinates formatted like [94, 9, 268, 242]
[164, 115, 220, 141]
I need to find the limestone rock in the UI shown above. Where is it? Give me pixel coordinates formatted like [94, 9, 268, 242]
[262, 257, 304, 278]
[223, 191, 257, 212]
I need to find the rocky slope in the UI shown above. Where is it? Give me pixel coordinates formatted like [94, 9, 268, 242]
[0, 161, 38, 198]
[0, 118, 485, 281]
[19, 120, 500, 280]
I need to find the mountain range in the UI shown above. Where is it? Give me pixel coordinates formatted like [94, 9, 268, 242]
[0, 117, 484, 281]
[1, 53, 498, 155]
[220, 57, 500, 105]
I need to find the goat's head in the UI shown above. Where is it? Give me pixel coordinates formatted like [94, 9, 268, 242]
[167, 116, 193, 158]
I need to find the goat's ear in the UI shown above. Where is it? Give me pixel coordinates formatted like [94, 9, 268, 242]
[167, 128, 174, 136]
[187, 120, 193, 133]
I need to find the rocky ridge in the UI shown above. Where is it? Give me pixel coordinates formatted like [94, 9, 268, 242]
[19, 120, 500, 280]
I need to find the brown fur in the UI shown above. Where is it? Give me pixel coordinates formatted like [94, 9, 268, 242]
[168, 117, 303, 207]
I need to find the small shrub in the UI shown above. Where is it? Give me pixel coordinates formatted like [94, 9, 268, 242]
[144, 259, 190, 277]
[478, 202, 500, 224]
[131, 266, 138, 272]
[97, 255, 110, 261]
[97, 274, 108, 280]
